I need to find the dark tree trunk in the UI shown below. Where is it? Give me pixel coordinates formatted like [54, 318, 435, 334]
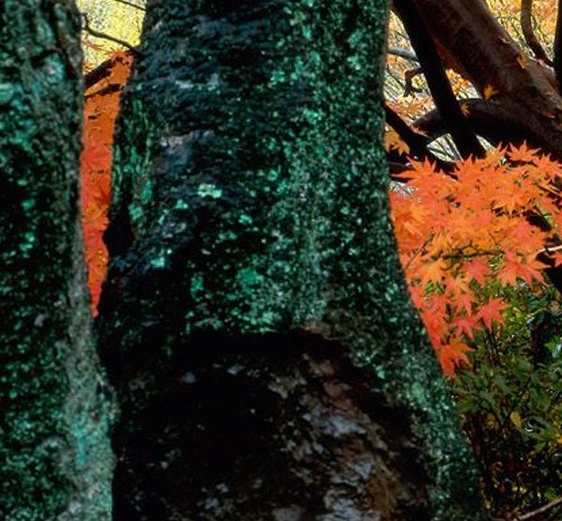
[0, 1, 113, 520]
[98, 1, 485, 519]
[393, 0, 486, 159]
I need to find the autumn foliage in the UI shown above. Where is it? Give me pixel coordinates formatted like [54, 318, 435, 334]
[81, 51, 133, 312]
[389, 144, 562, 375]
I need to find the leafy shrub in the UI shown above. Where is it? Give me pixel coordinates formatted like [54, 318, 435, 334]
[390, 145, 562, 517]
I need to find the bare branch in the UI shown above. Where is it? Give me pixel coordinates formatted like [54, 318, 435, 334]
[387, 46, 419, 62]
[84, 57, 113, 89]
[520, 0, 552, 64]
[554, 0, 562, 84]
[109, 0, 146, 10]
[392, 0, 486, 159]
[82, 14, 141, 56]
[384, 103, 451, 170]
[491, 496, 562, 521]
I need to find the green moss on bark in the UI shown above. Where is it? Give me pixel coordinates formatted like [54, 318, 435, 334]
[101, 0, 485, 518]
[0, 2, 113, 519]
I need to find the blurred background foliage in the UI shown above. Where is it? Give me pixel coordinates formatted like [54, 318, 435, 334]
[77, 0, 145, 67]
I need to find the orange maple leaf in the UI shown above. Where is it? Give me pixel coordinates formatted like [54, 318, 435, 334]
[451, 314, 478, 340]
[483, 84, 498, 100]
[437, 339, 473, 377]
[389, 143, 562, 376]
[507, 141, 540, 162]
[463, 258, 491, 285]
[420, 258, 448, 286]
[477, 298, 507, 330]
[385, 127, 410, 155]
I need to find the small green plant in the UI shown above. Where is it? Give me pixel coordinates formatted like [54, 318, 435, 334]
[453, 285, 562, 519]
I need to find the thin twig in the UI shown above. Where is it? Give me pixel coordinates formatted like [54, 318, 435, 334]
[491, 496, 562, 520]
[554, 0, 562, 83]
[109, 0, 146, 10]
[388, 46, 419, 62]
[537, 243, 562, 255]
[82, 14, 141, 56]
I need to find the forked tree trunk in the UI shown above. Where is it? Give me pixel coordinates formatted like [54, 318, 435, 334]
[98, 1, 486, 519]
[0, 1, 113, 520]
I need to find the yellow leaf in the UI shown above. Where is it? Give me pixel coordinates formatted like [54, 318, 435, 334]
[385, 128, 410, 155]
[77, 0, 146, 67]
[460, 104, 471, 117]
[510, 411, 522, 429]
[420, 258, 447, 286]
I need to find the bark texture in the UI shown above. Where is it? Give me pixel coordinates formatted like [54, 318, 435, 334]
[111, 334, 431, 520]
[98, 1, 485, 519]
[413, 0, 562, 156]
[0, 1, 113, 519]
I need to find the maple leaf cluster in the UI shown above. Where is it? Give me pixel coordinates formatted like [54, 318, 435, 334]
[390, 144, 562, 375]
[81, 51, 133, 313]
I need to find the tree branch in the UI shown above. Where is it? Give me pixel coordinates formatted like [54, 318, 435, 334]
[109, 0, 146, 10]
[520, 0, 552, 65]
[84, 57, 113, 90]
[387, 46, 419, 62]
[414, 99, 530, 147]
[392, 0, 486, 159]
[554, 0, 562, 84]
[82, 14, 141, 56]
[491, 496, 562, 521]
[384, 103, 452, 170]
[84, 51, 135, 90]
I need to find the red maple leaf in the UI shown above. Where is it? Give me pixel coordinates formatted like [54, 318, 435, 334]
[477, 298, 507, 330]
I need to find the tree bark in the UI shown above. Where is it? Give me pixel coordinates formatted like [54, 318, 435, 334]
[0, 1, 113, 519]
[98, 1, 486, 519]
[412, 0, 562, 157]
[520, 0, 552, 64]
[393, 0, 486, 159]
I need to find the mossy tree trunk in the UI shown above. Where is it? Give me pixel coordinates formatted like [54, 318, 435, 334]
[98, 1, 486, 519]
[0, 1, 113, 519]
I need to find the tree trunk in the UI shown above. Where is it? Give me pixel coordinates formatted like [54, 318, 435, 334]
[0, 1, 113, 519]
[98, 1, 485, 519]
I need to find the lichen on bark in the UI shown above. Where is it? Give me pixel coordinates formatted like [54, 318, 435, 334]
[0, 1, 113, 519]
[100, 0, 485, 519]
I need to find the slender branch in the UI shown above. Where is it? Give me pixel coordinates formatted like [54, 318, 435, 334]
[84, 57, 114, 90]
[520, 0, 552, 64]
[538, 243, 562, 256]
[404, 67, 424, 95]
[491, 496, 562, 521]
[554, 0, 562, 84]
[82, 14, 141, 56]
[392, 0, 486, 159]
[85, 83, 121, 100]
[84, 51, 135, 90]
[109, 0, 146, 10]
[384, 104, 452, 170]
[414, 99, 530, 148]
[388, 46, 419, 62]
